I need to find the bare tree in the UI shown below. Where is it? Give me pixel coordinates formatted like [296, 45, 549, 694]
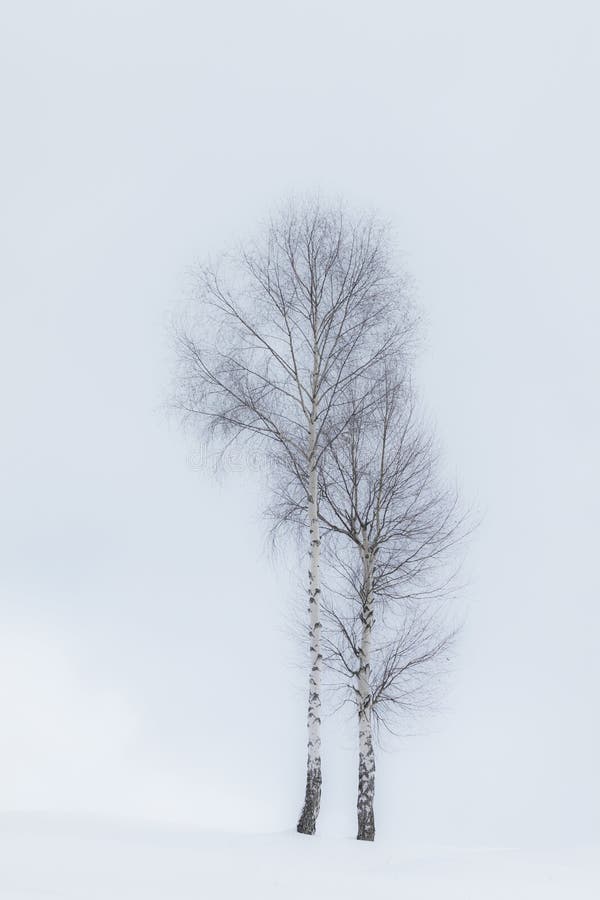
[173, 200, 413, 834]
[273, 373, 463, 841]
[321, 376, 463, 840]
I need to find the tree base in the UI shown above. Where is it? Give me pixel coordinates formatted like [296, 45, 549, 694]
[357, 795, 375, 841]
[297, 765, 322, 835]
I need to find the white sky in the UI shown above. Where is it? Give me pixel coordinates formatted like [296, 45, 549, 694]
[0, 0, 598, 845]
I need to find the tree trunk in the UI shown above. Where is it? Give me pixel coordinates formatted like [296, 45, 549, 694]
[357, 705, 376, 841]
[356, 543, 375, 841]
[297, 416, 322, 835]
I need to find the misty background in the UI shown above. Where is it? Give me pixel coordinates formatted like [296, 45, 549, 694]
[1, 0, 598, 847]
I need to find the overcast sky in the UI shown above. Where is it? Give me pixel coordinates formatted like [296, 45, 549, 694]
[1, 0, 598, 846]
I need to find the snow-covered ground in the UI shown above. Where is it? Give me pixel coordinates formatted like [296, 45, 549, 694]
[0, 813, 597, 899]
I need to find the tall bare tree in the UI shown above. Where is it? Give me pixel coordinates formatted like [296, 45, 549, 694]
[273, 373, 463, 840]
[173, 200, 413, 833]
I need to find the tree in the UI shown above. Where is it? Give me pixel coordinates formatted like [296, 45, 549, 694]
[173, 200, 413, 834]
[320, 375, 463, 840]
[273, 373, 463, 840]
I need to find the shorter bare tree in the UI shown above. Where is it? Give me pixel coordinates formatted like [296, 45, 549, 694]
[273, 373, 464, 841]
[321, 375, 464, 841]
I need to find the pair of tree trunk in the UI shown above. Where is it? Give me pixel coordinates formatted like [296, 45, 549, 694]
[297, 427, 377, 841]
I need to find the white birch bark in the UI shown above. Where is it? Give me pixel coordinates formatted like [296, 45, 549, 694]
[297, 408, 323, 834]
[357, 538, 376, 841]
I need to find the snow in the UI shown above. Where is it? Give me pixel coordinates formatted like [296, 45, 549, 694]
[0, 813, 597, 899]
